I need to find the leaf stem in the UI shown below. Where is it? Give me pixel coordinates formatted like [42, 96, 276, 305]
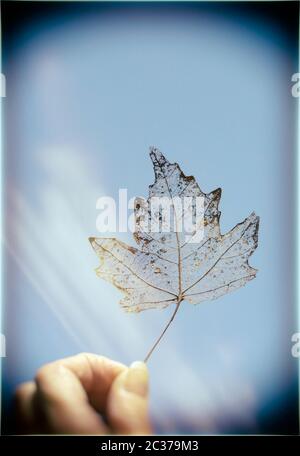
[144, 298, 183, 363]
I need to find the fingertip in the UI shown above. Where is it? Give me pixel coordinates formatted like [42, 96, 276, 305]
[117, 361, 148, 398]
[129, 361, 148, 370]
[106, 363, 152, 434]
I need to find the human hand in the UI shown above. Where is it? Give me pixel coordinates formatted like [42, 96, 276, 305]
[14, 353, 152, 435]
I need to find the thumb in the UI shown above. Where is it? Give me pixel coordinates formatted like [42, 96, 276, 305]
[106, 361, 152, 435]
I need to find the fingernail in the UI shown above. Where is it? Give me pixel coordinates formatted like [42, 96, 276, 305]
[130, 361, 147, 370]
[122, 361, 148, 397]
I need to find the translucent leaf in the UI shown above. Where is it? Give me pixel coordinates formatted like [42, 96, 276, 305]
[89, 148, 259, 361]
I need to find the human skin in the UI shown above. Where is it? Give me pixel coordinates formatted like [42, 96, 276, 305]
[14, 353, 152, 435]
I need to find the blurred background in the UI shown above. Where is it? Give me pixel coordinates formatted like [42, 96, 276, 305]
[1, 1, 299, 434]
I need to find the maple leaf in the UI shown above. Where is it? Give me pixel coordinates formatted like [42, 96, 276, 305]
[89, 148, 259, 362]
